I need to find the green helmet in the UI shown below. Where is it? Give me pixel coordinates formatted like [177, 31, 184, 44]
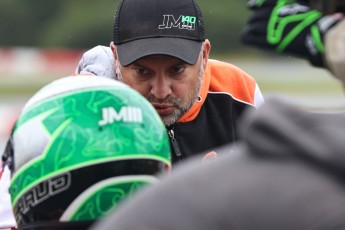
[3, 76, 171, 229]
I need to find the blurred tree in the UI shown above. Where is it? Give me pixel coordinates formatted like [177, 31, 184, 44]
[0, 0, 250, 55]
[200, 0, 250, 55]
[0, 0, 62, 46]
[39, 0, 118, 48]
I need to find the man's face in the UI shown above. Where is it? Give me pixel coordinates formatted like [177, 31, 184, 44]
[115, 54, 204, 127]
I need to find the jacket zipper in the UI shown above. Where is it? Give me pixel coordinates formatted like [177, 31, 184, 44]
[168, 128, 183, 160]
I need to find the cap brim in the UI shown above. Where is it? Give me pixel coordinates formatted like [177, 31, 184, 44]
[116, 37, 203, 66]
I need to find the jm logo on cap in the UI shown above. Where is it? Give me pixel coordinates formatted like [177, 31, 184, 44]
[158, 15, 197, 30]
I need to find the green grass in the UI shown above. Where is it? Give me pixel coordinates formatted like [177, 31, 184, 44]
[0, 74, 62, 97]
[257, 79, 344, 93]
[0, 85, 46, 96]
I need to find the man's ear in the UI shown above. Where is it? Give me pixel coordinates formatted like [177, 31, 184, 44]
[110, 42, 121, 76]
[202, 39, 211, 69]
[110, 42, 118, 61]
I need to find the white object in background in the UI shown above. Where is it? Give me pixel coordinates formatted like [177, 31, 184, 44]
[325, 17, 345, 85]
[0, 166, 16, 229]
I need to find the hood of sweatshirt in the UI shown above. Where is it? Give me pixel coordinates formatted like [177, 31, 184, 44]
[239, 96, 345, 176]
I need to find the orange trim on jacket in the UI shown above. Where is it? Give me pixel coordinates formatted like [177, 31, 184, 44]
[178, 59, 257, 123]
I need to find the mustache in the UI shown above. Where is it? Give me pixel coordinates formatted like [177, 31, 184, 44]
[146, 94, 182, 107]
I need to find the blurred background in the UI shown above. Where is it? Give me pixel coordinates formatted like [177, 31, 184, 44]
[0, 0, 344, 152]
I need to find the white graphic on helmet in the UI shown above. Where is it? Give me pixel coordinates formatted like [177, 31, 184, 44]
[99, 106, 143, 126]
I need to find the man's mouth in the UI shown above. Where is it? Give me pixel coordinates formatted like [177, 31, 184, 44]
[152, 103, 175, 117]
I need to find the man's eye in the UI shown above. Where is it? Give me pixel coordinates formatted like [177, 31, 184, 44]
[171, 66, 185, 74]
[136, 68, 149, 75]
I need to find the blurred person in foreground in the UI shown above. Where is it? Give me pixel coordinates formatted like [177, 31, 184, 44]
[0, 75, 171, 230]
[75, 0, 265, 165]
[87, 3, 345, 230]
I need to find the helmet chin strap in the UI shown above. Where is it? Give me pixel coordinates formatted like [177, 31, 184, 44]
[2, 136, 15, 174]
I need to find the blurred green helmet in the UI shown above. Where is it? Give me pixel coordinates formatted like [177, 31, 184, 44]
[3, 76, 171, 229]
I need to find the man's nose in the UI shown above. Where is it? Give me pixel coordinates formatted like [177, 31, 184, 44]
[150, 76, 172, 100]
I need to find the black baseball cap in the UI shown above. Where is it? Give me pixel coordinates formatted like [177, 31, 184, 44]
[113, 0, 206, 66]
